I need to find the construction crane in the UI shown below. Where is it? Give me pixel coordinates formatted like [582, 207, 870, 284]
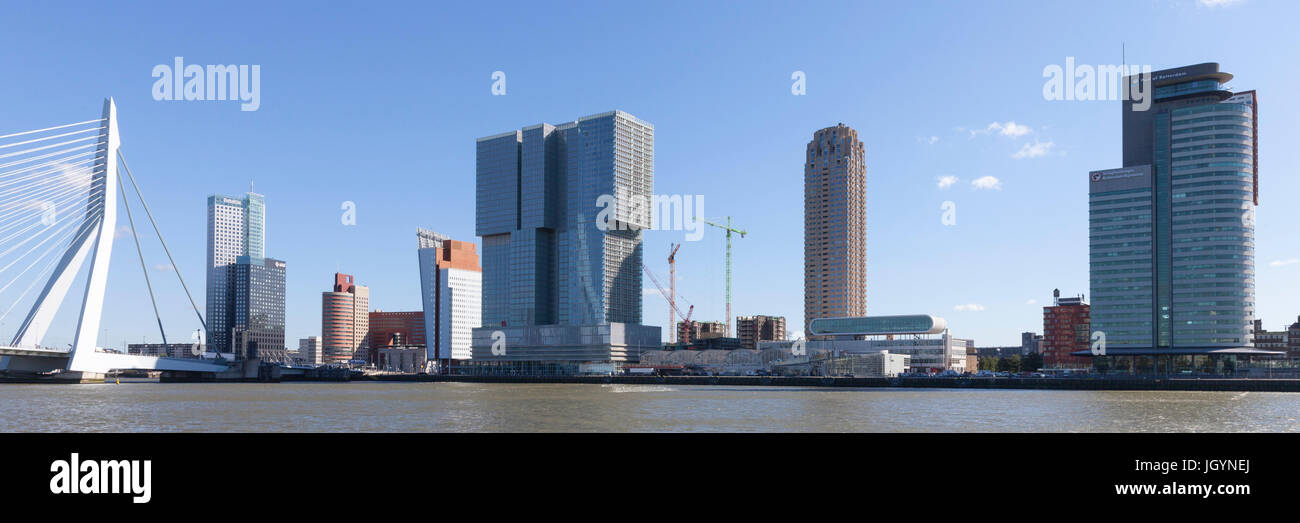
[702, 217, 746, 337]
[667, 243, 681, 343]
[644, 264, 695, 344]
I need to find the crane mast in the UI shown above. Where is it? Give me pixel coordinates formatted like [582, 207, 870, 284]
[702, 217, 746, 337]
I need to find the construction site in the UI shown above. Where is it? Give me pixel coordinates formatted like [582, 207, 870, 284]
[641, 217, 792, 365]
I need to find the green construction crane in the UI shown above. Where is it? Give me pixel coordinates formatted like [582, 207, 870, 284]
[702, 217, 746, 337]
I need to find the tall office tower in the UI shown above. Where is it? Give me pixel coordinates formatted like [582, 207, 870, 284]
[1042, 290, 1091, 370]
[231, 256, 286, 359]
[416, 228, 482, 368]
[1090, 63, 1258, 369]
[804, 123, 867, 339]
[206, 190, 266, 353]
[736, 315, 787, 349]
[321, 273, 369, 364]
[471, 111, 661, 366]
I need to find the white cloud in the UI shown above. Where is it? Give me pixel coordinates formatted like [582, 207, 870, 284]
[154, 264, 175, 272]
[926, 135, 939, 145]
[1270, 258, 1298, 267]
[971, 121, 1032, 138]
[114, 226, 133, 239]
[971, 176, 1002, 190]
[995, 121, 1032, 137]
[936, 175, 959, 189]
[1012, 140, 1054, 159]
[643, 288, 661, 296]
[1026, 299, 1037, 305]
[1198, 0, 1244, 7]
[954, 304, 986, 312]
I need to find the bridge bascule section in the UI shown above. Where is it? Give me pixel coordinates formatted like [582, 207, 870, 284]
[0, 99, 230, 378]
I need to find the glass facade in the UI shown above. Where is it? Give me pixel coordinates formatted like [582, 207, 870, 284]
[232, 256, 286, 357]
[475, 111, 652, 329]
[808, 315, 943, 336]
[1088, 170, 1155, 349]
[206, 192, 266, 353]
[1167, 96, 1255, 347]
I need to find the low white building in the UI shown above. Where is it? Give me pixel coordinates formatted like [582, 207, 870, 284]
[759, 314, 967, 373]
[379, 346, 427, 373]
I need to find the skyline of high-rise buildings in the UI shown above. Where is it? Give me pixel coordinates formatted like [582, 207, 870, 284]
[180, 64, 1278, 374]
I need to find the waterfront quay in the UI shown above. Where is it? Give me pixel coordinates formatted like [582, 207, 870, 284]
[353, 374, 1300, 393]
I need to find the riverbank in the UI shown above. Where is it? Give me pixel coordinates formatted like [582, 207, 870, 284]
[355, 374, 1300, 392]
[9, 372, 1300, 392]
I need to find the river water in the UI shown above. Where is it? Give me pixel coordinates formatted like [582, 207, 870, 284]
[2, 382, 1298, 432]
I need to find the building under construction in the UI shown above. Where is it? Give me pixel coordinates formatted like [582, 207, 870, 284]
[736, 315, 786, 349]
[677, 320, 727, 342]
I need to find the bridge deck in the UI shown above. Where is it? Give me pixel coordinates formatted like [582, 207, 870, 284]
[0, 346, 231, 373]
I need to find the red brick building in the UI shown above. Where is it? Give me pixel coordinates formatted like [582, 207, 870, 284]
[1043, 290, 1090, 369]
[367, 311, 426, 363]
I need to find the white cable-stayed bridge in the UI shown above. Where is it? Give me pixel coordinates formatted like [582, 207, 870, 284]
[0, 99, 231, 380]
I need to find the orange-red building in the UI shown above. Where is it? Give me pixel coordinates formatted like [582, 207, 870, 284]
[322, 273, 369, 364]
[368, 310, 426, 361]
[1043, 290, 1090, 369]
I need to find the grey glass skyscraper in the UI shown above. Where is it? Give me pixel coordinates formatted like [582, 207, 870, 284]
[1089, 63, 1259, 367]
[206, 191, 265, 353]
[472, 111, 660, 366]
[231, 256, 286, 359]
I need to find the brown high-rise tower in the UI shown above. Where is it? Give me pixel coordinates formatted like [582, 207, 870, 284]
[804, 123, 866, 338]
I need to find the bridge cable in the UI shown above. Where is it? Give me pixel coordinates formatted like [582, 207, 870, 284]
[0, 164, 94, 199]
[118, 151, 207, 331]
[0, 173, 98, 240]
[0, 126, 105, 152]
[0, 211, 101, 327]
[0, 118, 105, 142]
[0, 119, 105, 347]
[0, 186, 96, 236]
[0, 203, 94, 273]
[0, 149, 98, 183]
[0, 207, 100, 298]
[0, 135, 102, 160]
[116, 171, 168, 348]
[0, 143, 97, 171]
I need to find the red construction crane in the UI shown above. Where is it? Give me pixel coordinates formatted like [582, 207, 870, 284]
[667, 243, 681, 343]
[644, 263, 694, 344]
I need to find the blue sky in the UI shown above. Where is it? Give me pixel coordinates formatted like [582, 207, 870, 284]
[1, 0, 1296, 349]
